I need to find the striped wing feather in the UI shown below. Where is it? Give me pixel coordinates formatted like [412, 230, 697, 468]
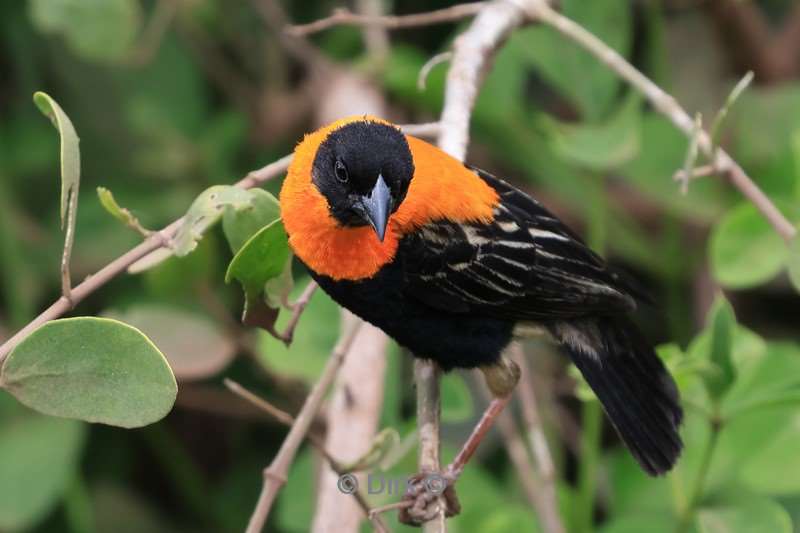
[401, 168, 637, 320]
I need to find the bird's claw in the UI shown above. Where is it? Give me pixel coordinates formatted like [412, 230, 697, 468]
[398, 471, 461, 527]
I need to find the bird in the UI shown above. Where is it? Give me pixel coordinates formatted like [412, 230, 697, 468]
[279, 115, 683, 476]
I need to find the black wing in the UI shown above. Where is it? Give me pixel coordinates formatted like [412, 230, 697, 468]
[401, 167, 639, 321]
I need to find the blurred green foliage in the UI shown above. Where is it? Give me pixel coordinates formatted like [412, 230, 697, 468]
[2, 0, 800, 532]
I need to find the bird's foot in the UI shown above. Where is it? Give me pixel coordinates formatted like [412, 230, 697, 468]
[398, 471, 460, 526]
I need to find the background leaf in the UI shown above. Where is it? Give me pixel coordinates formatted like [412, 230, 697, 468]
[0, 415, 86, 531]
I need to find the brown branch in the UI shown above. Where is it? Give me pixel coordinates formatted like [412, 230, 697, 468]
[414, 359, 445, 533]
[273, 280, 318, 346]
[127, 0, 180, 66]
[244, 318, 364, 533]
[437, 0, 528, 159]
[224, 379, 389, 533]
[512, 344, 563, 533]
[287, 2, 487, 36]
[524, 0, 797, 241]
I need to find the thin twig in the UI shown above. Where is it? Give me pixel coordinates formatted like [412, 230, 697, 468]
[224, 379, 389, 533]
[437, 0, 527, 160]
[418, 52, 453, 91]
[244, 319, 365, 533]
[274, 281, 318, 345]
[512, 343, 564, 533]
[287, 2, 487, 36]
[127, 0, 180, 66]
[524, 0, 797, 241]
[672, 164, 718, 185]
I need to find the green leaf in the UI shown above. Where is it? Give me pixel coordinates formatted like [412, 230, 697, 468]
[225, 219, 291, 330]
[222, 189, 281, 253]
[32, 92, 80, 228]
[710, 203, 788, 289]
[104, 305, 235, 382]
[550, 94, 642, 171]
[441, 372, 474, 423]
[173, 185, 253, 257]
[520, 0, 631, 120]
[697, 498, 792, 533]
[738, 409, 800, 494]
[1, 318, 177, 428]
[0, 416, 86, 532]
[704, 296, 736, 401]
[788, 232, 800, 293]
[97, 187, 149, 235]
[29, 0, 141, 63]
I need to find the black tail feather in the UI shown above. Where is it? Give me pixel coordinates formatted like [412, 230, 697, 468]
[549, 317, 683, 475]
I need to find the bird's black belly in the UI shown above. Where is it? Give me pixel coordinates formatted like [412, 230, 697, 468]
[302, 257, 514, 372]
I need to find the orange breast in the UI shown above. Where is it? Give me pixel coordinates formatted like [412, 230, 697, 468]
[280, 124, 499, 281]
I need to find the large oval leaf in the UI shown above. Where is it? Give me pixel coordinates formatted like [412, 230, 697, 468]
[0, 317, 176, 428]
[0, 415, 86, 531]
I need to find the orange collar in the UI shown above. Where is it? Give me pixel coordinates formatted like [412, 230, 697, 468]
[280, 117, 499, 281]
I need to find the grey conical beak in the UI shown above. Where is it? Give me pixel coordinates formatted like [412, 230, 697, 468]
[361, 174, 392, 241]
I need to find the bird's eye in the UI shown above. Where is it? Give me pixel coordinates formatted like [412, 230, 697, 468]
[334, 159, 349, 183]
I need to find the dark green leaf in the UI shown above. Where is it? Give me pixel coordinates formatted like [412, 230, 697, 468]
[225, 219, 291, 330]
[0, 416, 86, 531]
[1, 318, 176, 428]
[704, 296, 736, 401]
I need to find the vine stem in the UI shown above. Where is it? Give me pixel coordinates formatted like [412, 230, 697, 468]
[675, 418, 722, 533]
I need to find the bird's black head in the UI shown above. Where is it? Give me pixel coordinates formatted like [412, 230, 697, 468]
[311, 120, 414, 241]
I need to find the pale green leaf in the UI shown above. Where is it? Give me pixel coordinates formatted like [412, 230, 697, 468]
[710, 203, 788, 289]
[29, 0, 141, 63]
[0, 416, 86, 532]
[551, 95, 641, 171]
[32, 92, 80, 228]
[697, 498, 791, 533]
[1, 318, 177, 428]
[788, 232, 800, 293]
[173, 185, 253, 257]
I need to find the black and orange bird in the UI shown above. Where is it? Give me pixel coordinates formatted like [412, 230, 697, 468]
[280, 116, 683, 476]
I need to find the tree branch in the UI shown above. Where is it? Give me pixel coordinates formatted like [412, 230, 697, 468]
[524, 0, 796, 241]
[414, 359, 445, 533]
[437, 0, 527, 160]
[224, 379, 389, 533]
[287, 2, 487, 37]
[244, 318, 364, 533]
